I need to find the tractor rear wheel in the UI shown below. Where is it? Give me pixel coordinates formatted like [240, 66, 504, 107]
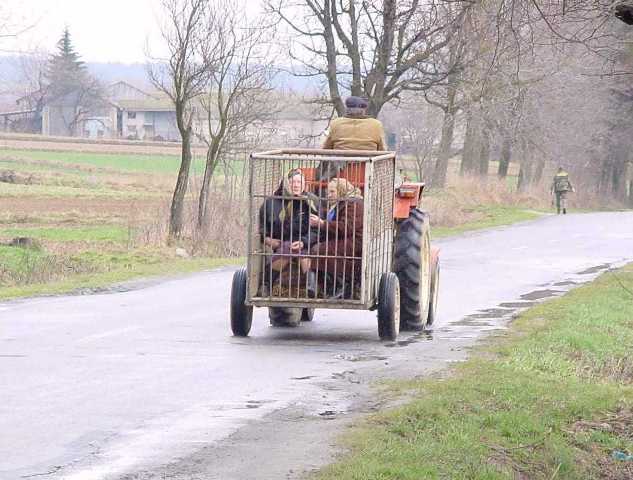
[377, 272, 400, 341]
[269, 306, 302, 327]
[230, 268, 253, 337]
[427, 259, 440, 326]
[393, 209, 432, 331]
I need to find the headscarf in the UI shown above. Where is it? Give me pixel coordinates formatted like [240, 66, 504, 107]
[277, 168, 317, 222]
[326, 178, 362, 220]
[328, 178, 362, 200]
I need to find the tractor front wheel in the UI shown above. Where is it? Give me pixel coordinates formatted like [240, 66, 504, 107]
[393, 209, 432, 331]
[427, 259, 440, 326]
[377, 272, 400, 341]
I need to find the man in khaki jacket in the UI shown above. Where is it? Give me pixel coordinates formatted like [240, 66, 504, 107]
[319, 96, 386, 181]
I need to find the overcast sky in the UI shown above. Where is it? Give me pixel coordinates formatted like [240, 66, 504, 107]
[1, 0, 263, 64]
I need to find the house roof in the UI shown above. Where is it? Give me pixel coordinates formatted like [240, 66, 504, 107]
[0, 109, 37, 117]
[115, 97, 174, 112]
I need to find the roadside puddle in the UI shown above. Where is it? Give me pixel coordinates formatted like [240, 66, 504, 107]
[499, 301, 538, 308]
[577, 263, 611, 275]
[520, 289, 563, 301]
[333, 353, 388, 362]
[384, 331, 433, 348]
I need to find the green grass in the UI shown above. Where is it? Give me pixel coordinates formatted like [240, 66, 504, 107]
[0, 244, 48, 275]
[0, 148, 244, 175]
[316, 265, 633, 479]
[0, 247, 243, 300]
[432, 204, 545, 238]
[0, 226, 130, 243]
[0, 148, 198, 173]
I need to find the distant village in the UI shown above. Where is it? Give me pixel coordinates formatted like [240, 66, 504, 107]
[0, 26, 330, 147]
[0, 78, 331, 147]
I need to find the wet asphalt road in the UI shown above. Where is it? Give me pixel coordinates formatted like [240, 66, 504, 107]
[1, 212, 633, 480]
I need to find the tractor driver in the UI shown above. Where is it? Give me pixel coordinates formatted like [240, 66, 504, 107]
[317, 96, 386, 182]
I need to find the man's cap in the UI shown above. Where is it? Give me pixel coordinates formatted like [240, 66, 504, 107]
[345, 96, 369, 109]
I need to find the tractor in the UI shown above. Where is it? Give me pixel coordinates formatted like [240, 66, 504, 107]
[230, 148, 440, 341]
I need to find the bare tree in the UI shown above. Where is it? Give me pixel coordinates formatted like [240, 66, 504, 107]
[148, 0, 212, 241]
[195, 2, 276, 234]
[382, 100, 440, 181]
[267, 0, 469, 118]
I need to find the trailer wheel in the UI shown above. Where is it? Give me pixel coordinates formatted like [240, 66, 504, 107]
[230, 268, 253, 337]
[393, 209, 432, 331]
[269, 307, 302, 327]
[301, 308, 314, 322]
[427, 259, 440, 326]
[377, 272, 400, 341]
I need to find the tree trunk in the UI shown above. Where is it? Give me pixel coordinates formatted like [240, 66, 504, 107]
[498, 133, 512, 178]
[478, 126, 490, 178]
[517, 148, 545, 192]
[517, 161, 531, 192]
[432, 89, 457, 188]
[460, 111, 480, 176]
[533, 157, 545, 185]
[415, 154, 425, 183]
[168, 127, 193, 241]
[197, 139, 221, 235]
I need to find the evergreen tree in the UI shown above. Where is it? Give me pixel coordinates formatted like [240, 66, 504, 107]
[46, 27, 87, 97]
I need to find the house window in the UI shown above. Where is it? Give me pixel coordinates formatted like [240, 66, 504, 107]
[127, 111, 136, 119]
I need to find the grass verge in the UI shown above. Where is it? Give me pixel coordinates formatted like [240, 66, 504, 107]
[316, 265, 633, 480]
[0, 249, 243, 301]
[432, 204, 545, 238]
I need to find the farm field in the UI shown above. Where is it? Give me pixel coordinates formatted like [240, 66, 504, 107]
[0, 142, 246, 299]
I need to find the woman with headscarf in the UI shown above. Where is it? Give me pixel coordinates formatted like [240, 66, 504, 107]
[259, 168, 319, 293]
[310, 178, 364, 298]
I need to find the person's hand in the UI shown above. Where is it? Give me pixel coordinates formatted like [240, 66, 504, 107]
[290, 241, 304, 252]
[266, 238, 281, 249]
[309, 214, 324, 227]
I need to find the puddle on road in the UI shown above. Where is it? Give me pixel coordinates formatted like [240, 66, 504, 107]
[334, 353, 388, 362]
[384, 331, 434, 348]
[520, 289, 563, 301]
[577, 264, 611, 275]
[450, 320, 494, 327]
[499, 301, 538, 308]
[465, 308, 514, 319]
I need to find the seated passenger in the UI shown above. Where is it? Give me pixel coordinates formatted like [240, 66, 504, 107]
[309, 178, 364, 298]
[259, 168, 319, 294]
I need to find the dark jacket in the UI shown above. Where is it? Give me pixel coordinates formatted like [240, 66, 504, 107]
[259, 190, 319, 247]
[321, 199, 364, 249]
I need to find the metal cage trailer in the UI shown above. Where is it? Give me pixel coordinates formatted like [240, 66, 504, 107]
[230, 148, 440, 341]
